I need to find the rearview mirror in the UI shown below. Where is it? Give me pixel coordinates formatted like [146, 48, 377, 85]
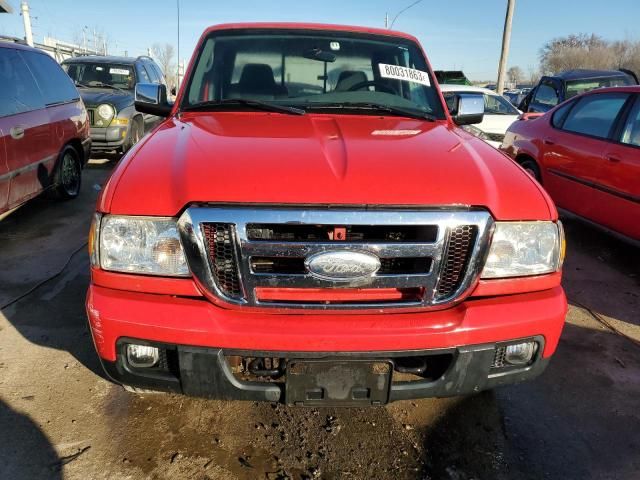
[451, 93, 484, 126]
[134, 83, 172, 117]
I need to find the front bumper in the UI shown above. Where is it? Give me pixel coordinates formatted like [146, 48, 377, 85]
[86, 285, 566, 402]
[89, 125, 129, 151]
[101, 338, 549, 403]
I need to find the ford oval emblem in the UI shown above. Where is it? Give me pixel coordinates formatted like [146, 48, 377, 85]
[305, 251, 381, 281]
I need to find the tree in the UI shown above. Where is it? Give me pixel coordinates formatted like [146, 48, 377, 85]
[152, 43, 176, 87]
[539, 33, 625, 74]
[507, 66, 524, 86]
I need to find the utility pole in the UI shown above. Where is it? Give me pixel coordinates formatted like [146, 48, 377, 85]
[496, 0, 516, 95]
[384, 12, 388, 28]
[177, 0, 181, 88]
[20, 1, 34, 47]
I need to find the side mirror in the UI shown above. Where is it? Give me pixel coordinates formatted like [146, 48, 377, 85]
[134, 83, 172, 117]
[452, 93, 484, 125]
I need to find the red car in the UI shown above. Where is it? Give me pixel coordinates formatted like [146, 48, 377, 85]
[86, 23, 567, 405]
[502, 86, 640, 243]
[0, 41, 91, 216]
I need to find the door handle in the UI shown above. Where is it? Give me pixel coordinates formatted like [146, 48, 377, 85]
[10, 125, 25, 140]
[543, 139, 555, 146]
[606, 155, 621, 163]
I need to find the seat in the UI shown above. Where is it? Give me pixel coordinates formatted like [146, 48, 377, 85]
[228, 63, 287, 99]
[334, 70, 368, 91]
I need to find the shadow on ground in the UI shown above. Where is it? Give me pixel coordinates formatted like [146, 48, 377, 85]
[0, 399, 62, 479]
[0, 161, 114, 379]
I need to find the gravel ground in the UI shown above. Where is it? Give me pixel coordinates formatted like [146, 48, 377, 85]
[0, 159, 638, 480]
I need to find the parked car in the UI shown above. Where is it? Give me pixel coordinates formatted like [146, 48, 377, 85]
[519, 69, 637, 113]
[441, 84, 521, 147]
[86, 23, 567, 405]
[504, 87, 532, 108]
[502, 86, 640, 243]
[61, 55, 165, 156]
[0, 41, 91, 216]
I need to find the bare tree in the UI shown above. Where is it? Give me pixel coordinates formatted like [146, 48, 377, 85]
[507, 66, 524, 86]
[527, 65, 540, 86]
[152, 43, 176, 86]
[539, 33, 640, 75]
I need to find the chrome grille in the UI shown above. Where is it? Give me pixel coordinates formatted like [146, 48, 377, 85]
[87, 109, 95, 125]
[179, 207, 493, 310]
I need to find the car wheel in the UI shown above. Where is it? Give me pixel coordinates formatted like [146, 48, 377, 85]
[519, 158, 542, 183]
[49, 146, 82, 200]
[129, 117, 144, 149]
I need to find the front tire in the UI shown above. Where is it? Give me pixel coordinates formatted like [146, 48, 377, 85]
[128, 117, 144, 150]
[519, 158, 542, 183]
[49, 146, 82, 200]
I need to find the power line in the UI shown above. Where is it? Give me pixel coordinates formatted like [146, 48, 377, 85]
[389, 0, 424, 29]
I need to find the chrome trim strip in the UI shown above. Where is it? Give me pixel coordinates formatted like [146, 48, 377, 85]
[177, 207, 494, 310]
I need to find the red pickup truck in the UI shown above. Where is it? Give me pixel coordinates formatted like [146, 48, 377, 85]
[86, 23, 567, 406]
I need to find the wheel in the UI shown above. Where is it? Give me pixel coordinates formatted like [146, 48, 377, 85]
[49, 146, 81, 200]
[128, 117, 144, 150]
[519, 158, 542, 183]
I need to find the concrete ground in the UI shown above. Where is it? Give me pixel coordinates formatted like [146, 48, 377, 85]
[0, 159, 638, 480]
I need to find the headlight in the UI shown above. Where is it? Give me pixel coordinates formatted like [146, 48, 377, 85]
[98, 215, 189, 276]
[95, 103, 115, 126]
[461, 124, 491, 141]
[481, 221, 564, 278]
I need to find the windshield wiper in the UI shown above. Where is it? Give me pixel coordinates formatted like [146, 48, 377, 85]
[183, 98, 305, 115]
[91, 82, 126, 93]
[74, 82, 90, 89]
[306, 102, 437, 121]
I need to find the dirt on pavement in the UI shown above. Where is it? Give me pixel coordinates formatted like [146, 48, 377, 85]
[0, 160, 638, 480]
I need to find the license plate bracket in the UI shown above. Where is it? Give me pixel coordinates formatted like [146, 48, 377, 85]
[285, 359, 392, 406]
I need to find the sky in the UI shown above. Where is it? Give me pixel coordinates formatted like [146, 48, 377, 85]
[1, 0, 639, 80]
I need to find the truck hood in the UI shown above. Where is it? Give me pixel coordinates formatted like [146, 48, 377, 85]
[78, 87, 133, 111]
[102, 112, 554, 220]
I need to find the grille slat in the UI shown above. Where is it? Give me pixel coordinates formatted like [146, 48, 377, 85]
[202, 223, 243, 299]
[435, 225, 478, 300]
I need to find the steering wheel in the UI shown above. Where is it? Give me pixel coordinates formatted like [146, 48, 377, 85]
[347, 80, 398, 95]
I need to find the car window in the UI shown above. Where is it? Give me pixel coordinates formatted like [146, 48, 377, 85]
[151, 63, 166, 85]
[64, 62, 136, 89]
[551, 100, 575, 128]
[136, 64, 151, 83]
[0, 48, 44, 117]
[484, 94, 519, 115]
[621, 97, 640, 147]
[566, 76, 635, 100]
[144, 62, 160, 83]
[533, 83, 559, 107]
[561, 93, 629, 139]
[185, 32, 446, 119]
[22, 50, 79, 105]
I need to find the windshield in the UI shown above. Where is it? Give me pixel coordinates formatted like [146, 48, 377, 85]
[566, 76, 634, 99]
[63, 62, 135, 90]
[484, 93, 519, 115]
[183, 31, 446, 119]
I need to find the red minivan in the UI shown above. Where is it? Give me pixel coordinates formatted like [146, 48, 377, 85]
[0, 40, 91, 216]
[502, 86, 640, 243]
